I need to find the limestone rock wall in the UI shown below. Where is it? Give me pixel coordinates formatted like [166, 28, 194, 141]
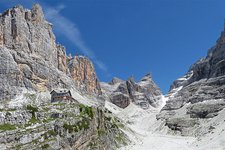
[158, 22, 225, 136]
[69, 56, 102, 95]
[101, 74, 163, 109]
[0, 4, 102, 100]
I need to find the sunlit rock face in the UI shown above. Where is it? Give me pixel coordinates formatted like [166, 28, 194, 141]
[68, 56, 102, 95]
[0, 4, 101, 100]
[158, 22, 225, 136]
[101, 74, 163, 109]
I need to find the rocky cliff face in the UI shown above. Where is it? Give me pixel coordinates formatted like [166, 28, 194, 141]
[69, 56, 102, 95]
[101, 74, 163, 109]
[157, 22, 225, 136]
[0, 4, 128, 150]
[0, 4, 101, 101]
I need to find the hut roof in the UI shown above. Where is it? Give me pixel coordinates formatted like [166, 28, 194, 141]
[50, 89, 72, 96]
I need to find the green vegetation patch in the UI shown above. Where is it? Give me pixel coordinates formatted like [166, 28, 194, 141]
[53, 103, 66, 106]
[24, 93, 37, 100]
[47, 130, 57, 136]
[63, 118, 90, 133]
[78, 119, 90, 130]
[42, 107, 50, 112]
[115, 133, 127, 146]
[43, 118, 55, 123]
[8, 108, 16, 111]
[29, 117, 39, 124]
[41, 144, 50, 149]
[111, 117, 124, 129]
[97, 129, 106, 136]
[79, 104, 94, 118]
[88, 141, 98, 149]
[26, 105, 39, 124]
[26, 105, 38, 113]
[0, 123, 16, 131]
[63, 123, 77, 133]
[42, 130, 57, 140]
[6, 111, 11, 117]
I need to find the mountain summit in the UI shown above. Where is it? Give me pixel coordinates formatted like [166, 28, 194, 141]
[0, 4, 101, 103]
[101, 74, 163, 109]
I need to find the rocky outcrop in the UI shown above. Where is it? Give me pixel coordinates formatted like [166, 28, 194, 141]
[109, 77, 123, 85]
[101, 74, 163, 109]
[136, 74, 162, 107]
[68, 56, 102, 95]
[57, 45, 68, 74]
[187, 100, 225, 118]
[158, 21, 225, 136]
[0, 4, 101, 101]
[110, 92, 130, 108]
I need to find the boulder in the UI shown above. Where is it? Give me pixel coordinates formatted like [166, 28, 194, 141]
[110, 92, 130, 108]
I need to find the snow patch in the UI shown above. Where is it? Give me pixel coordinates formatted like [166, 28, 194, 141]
[105, 96, 197, 150]
[167, 86, 183, 99]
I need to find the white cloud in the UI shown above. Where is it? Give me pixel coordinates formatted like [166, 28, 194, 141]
[43, 4, 108, 73]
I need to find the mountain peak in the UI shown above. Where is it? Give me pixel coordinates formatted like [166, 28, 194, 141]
[141, 73, 152, 81]
[0, 4, 101, 100]
[101, 73, 163, 109]
[31, 3, 44, 23]
[109, 77, 123, 85]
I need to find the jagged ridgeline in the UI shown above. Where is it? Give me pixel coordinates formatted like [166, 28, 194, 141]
[0, 4, 101, 102]
[0, 4, 128, 150]
[101, 74, 163, 109]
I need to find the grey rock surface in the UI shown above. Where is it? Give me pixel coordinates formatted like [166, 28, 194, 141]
[0, 4, 101, 102]
[158, 22, 225, 136]
[101, 74, 163, 109]
[109, 77, 124, 85]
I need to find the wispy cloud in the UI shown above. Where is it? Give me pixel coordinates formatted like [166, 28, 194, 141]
[43, 4, 109, 73]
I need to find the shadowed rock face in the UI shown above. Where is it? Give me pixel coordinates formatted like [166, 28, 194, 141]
[158, 22, 225, 136]
[101, 74, 163, 109]
[0, 4, 101, 100]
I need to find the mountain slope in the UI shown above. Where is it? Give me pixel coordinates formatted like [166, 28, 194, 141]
[0, 4, 129, 150]
[104, 20, 225, 150]
[1, 3, 225, 150]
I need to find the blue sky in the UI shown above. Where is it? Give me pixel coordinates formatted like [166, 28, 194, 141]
[1, 0, 225, 94]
